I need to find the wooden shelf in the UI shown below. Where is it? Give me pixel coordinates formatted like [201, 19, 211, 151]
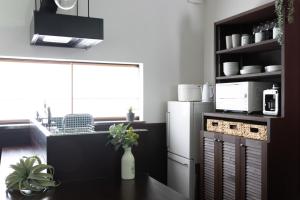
[216, 39, 280, 54]
[203, 112, 281, 123]
[216, 71, 281, 81]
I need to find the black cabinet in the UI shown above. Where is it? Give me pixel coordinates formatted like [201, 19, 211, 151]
[200, 132, 267, 200]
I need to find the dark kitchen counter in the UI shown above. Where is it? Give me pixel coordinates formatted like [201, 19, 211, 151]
[0, 119, 167, 185]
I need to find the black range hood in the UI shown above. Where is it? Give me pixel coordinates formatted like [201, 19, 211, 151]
[30, 1, 103, 49]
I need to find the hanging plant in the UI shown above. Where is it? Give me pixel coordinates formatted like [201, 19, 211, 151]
[275, 0, 295, 44]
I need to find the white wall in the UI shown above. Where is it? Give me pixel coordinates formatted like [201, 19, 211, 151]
[0, 0, 205, 123]
[203, 0, 274, 83]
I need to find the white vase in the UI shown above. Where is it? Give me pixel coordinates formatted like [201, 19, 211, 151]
[121, 146, 135, 180]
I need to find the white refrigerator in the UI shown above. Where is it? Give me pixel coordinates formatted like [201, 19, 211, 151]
[167, 101, 214, 200]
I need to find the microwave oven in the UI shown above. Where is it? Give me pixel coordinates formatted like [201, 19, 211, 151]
[216, 82, 272, 113]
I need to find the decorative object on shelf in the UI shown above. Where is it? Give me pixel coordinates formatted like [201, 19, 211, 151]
[223, 62, 239, 76]
[225, 35, 233, 49]
[275, 0, 295, 44]
[126, 107, 135, 122]
[5, 156, 59, 196]
[255, 28, 264, 43]
[241, 34, 250, 46]
[54, 0, 78, 10]
[232, 34, 241, 48]
[108, 123, 139, 180]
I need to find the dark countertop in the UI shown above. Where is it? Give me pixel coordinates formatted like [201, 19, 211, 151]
[2, 176, 186, 200]
[0, 146, 184, 200]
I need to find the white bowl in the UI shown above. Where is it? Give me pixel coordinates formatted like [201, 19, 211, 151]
[265, 65, 282, 72]
[241, 65, 263, 70]
[223, 62, 239, 76]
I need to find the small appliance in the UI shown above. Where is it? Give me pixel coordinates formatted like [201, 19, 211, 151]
[263, 85, 280, 115]
[216, 81, 272, 113]
[202, 83, 214, 102]
[178, 84, 202, 102]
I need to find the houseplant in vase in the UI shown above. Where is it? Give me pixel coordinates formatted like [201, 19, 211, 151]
[108, 123, 139, 180]
[126, 107, 135, 122]
[5, 156, 59, 196]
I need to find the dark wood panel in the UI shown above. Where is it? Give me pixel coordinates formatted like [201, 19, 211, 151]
[0, 125, 31, 148]
[215, 2, 275, 25]
[203, 137, 215, 200]
[46, 130, 149, 182]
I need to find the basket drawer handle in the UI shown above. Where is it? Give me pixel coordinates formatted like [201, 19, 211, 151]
[250, 127, 259, 133]
[229, 124, 237, 130]
[212, 122, 219, 126]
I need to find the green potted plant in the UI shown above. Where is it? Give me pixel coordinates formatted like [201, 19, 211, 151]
[126, 107, 135, 122]
[275, 0, 295, 44]
[5, 156, 58, 196]
[107, 123, 139, 180]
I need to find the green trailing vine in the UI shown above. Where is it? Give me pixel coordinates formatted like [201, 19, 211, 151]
[275, 0, 295, 44]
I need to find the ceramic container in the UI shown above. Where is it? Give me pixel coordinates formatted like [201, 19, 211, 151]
[121, 146, 135, 180]
[225, 35, 233, 49]
[255, 32, 264, 43]
[232, 34, 241, 48]
[241, 34, 250, 46]
[223, 62, 239, 76]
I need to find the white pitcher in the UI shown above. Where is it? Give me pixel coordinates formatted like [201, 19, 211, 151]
[202, 83, 214, 102]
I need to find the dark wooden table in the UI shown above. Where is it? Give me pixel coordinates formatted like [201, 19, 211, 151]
[2, 176, 187, 200]
[0, 147, 186, 200]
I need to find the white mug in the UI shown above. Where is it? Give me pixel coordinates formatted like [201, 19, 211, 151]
[241, 34, 250, 46]
[255, 32, 264, 43]
[232, 34, 241, 48]
[225, 35, 233, 49]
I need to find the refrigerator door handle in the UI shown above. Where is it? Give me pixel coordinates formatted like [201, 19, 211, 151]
[168, 157, 189, 166]
[166, 112, 170, 150]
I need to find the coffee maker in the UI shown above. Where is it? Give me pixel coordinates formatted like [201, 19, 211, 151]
[263, 84, 280, 116]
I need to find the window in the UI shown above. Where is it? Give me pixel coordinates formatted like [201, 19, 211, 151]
[0, 59, 142, 121]
[73, 63, 142, 118]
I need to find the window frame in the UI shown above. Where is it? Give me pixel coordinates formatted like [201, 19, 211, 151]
[0, 57, 143, 122]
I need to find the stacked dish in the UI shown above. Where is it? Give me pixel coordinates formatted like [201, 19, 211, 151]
[265, 65, 282, 72]
[240, 65, 263, 75]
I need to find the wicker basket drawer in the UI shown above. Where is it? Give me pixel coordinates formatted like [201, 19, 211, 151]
[223, 121, 244, 136]
[243, 124, 268, 141]
[206, 119, 223, 133]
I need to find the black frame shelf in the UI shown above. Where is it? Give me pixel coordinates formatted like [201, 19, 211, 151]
[216, 71, 281, 81]
[216, 39, 280, 54]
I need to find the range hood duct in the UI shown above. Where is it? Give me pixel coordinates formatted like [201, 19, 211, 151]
[30, 0, 103, 49]
[39, 0, 57, 13]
